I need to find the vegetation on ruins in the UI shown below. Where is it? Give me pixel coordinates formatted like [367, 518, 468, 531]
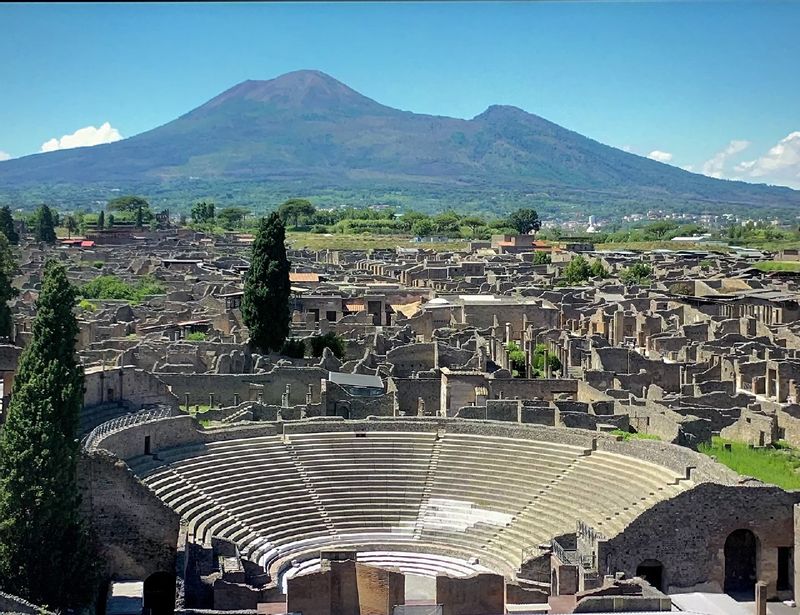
[97, 209, 105, 229]
[620, 262, 653, 286]
[753, 261, 800, 273]
[80, 274, 165, 303]
[308, 332, 346, 359]
[32, 204, 56, 244]
[505, 341, 527, 377]
[0, 260, 97, 608]
[185, 332, 207, 341]
[242, 213, 291, 353]
[533, 251, 551, 265]
[610, 429, 660, 441]
[0, 205, 19, 245]
[531, 343, 562, 378]
[699, 437, 800, 490]
[560, 255, 608, 285]
[280, 338, 307, 359]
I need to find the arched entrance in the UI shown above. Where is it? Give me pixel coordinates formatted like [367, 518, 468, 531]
[724, 529, 758, 596]
[143, 571, 176, 615]
[636, 559, 664, 592]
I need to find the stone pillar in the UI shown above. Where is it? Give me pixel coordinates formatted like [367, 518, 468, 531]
[233, 393, 240, 406]
[755, 581, 767, 615]
[209, 392, 215, 408]
[282, 384, 291, 408]
[417, 398, 425, 417]
[306, 384, 313, 405]
[185, 392, 190, 413]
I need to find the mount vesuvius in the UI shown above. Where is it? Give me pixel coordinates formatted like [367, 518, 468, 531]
[1, 70, 797, 215]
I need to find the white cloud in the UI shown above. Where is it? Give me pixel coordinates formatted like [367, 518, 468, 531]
[40, 122, 122, 153]
[647, 150, 673, 163]
[681, 164, 694, 172]
[734, 131, 800, 188]
[0, 151, 10, 162]
[701, 139, 751, 178]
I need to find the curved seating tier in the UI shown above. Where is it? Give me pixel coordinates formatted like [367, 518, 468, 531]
[132, 429, 693, 582]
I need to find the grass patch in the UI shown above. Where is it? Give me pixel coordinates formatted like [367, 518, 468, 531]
[752, 261, 800, 273]
[286, 231, 469, 252]
[699, 436, 800, 490]
[185, 403, 213, 415]
[610, 429, 660, 441]
[185, 332, 207, 342]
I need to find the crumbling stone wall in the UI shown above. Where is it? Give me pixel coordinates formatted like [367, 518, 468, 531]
[78, 450, 179, 580]
[599, 484, 800, 598]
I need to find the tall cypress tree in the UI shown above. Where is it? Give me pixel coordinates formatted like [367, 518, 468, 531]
[34, 204, 57, 244]
[0, 260, 96, 608]
[97, 210, 105, 230]
[242, 212, 290, 352]
[0, 206, 19, 245]
[0, 234, 18, 339]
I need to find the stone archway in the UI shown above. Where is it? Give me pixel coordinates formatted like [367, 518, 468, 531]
[724, 529, 758, 596]
[143, 571, 176, 615]
[636, 559, 664, 592]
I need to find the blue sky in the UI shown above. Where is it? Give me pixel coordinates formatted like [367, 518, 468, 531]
[1, 1, 799, 187]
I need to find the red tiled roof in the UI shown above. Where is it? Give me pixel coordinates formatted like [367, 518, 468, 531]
[290, 272, 321, 283]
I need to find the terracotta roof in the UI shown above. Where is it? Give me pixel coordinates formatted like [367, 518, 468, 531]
[290, 272, 321, 283]
[344, 302, 365, 312]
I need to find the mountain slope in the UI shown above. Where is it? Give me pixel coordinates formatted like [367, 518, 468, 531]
[1, 69, 797, 213]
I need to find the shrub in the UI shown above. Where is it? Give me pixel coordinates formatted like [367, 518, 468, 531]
[91, 261, 104, 269]
[281, 338, 306, 358]
[185, 332, 207, 342]
[308, 332, 346, 359]
[505, 341, 527, 377]
[620, 262, 653, 286]
[81, 274, 165, 303]
[77, 299, 96, 312]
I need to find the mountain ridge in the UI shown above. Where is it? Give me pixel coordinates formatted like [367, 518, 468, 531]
[0, 69, 797, 215]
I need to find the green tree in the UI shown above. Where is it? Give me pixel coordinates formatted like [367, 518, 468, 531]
[191, 201, 215, 225]
[620, 262, 653, 286]
[506, 341, 527, 377]
[107, 213, 115, 228]
[217, 206, 249, 230]
[589, 259, 609, 279]
[0, 261, 96, 608]
[562, 255, 592, 285]
[508, 208, 541, 235]
[0, 234, 18, 339]
[412, 219, 435, 237]
[0, 206, 19, 245]
[64, 215, 78, 238]
[309, 332, 346, 359]
[531, 343, 562, 378]
[533, 251, 551, 265]
[277, 199, 316, 229]
[33, 204, 57, 244]
[97, 210, 105, 229]
[242, 213, 291, 353]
